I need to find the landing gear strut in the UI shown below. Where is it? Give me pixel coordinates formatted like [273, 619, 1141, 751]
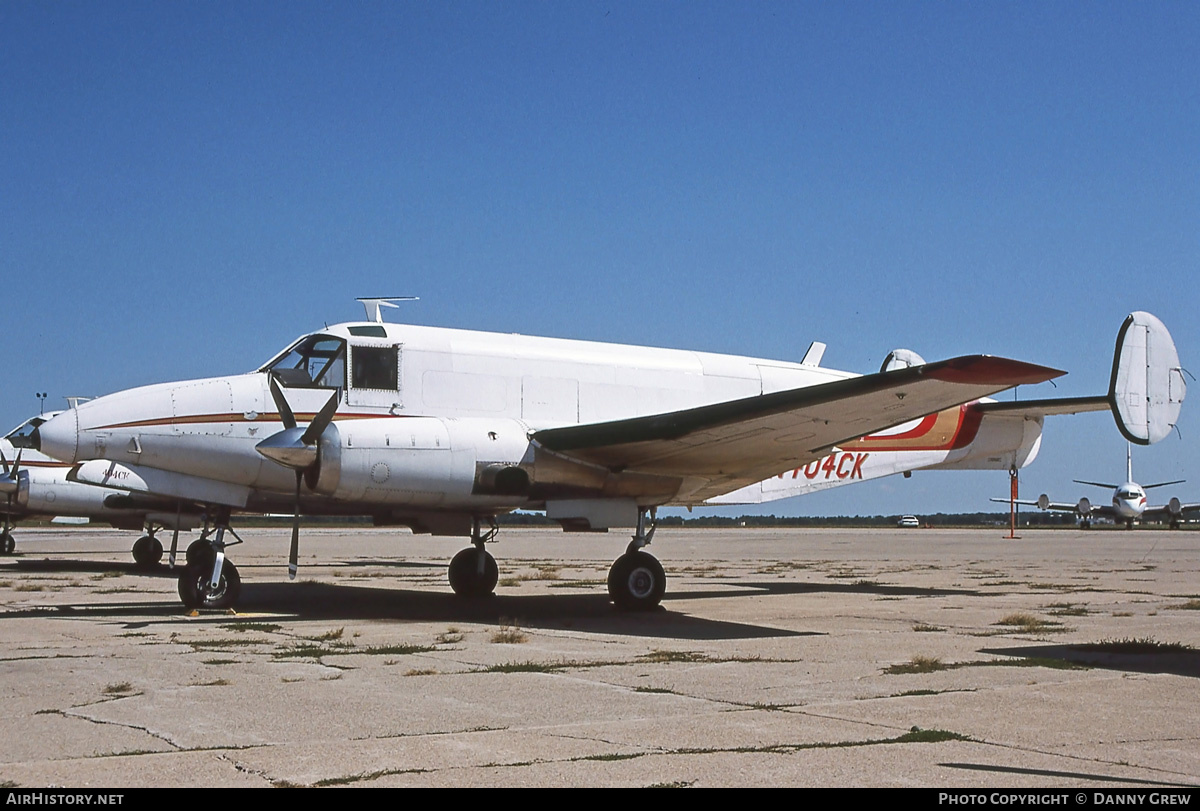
[448, 518, 499, 598]
[178, 514, 242, 611]
[608, 508, 666, 611]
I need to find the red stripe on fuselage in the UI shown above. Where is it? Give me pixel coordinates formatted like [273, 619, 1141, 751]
[92, 412, 414, 431]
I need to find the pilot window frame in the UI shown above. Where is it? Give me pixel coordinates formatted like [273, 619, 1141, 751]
[5, 416, 45, 448]
[260, 334, 347, 390]
[350, 345, 399, 391]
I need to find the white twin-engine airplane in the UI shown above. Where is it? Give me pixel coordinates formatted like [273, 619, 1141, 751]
[33, 306, 1183, 612]
[994, 443, 1200, 530]
[0, 413, 202, 560]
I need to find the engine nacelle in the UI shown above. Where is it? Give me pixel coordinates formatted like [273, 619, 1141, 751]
[880, 349, 926, 373]
[1037, 494, 1050, 511]
[1077, 497, 1092, 516]
[309, 417, 532, 509]
[1168, 497, 1183, 517]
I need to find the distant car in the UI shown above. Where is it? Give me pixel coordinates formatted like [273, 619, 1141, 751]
[897, 515, 920, 528]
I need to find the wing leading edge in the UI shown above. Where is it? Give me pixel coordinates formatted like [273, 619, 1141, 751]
[534, 355, 1062, 503]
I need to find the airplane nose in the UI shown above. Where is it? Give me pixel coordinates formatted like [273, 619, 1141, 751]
[34, 409, 79, 464]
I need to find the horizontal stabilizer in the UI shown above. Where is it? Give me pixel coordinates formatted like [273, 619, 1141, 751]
[975, 395, 1110, 419]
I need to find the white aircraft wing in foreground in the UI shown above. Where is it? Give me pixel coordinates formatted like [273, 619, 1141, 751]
[34, 309, 1181, 612]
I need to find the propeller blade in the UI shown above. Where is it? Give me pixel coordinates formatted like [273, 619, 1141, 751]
[0, 450, 17, 495]
[301, 390, 340, 446]
[288, 471, 301, 580]
[269, 376, 297, 430]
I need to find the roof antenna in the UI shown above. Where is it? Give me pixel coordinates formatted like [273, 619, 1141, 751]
[356, 296, 419, 324]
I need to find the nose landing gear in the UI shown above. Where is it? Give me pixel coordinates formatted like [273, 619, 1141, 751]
[178, 516, 243, 611]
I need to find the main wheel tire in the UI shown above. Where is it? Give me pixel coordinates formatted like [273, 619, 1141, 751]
[178, 560, 241, 610]
[447, 547, 498, 597]
[131, 535, 164, 567]
[0, 532, 13, 555]
[607, 551, 666, 611]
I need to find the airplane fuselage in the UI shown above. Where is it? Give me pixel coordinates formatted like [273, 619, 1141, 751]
[36, 321, 1046, 531]
[1111, 482, 1148, 520]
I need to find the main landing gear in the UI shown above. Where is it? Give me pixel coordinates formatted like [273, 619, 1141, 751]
[177, 514, 242, 611]
[448, 518, 499, 598]
[607, 508, 666, 611]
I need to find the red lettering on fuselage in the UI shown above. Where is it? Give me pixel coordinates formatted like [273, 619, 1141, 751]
[789, 452, 870, 482]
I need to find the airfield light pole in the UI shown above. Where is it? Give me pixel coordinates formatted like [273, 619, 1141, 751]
[36, 392, 47, 415]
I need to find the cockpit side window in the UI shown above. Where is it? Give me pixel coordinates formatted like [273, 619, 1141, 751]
[351, 345, 399, 390]
[5, 417, 45, 448]
[262, 335, 347, 389]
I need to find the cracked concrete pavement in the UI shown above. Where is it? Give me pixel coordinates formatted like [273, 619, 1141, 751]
[1, 525, 1198, 787]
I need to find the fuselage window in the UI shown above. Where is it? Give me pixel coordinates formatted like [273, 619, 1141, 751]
[351, 346, 398, 390]
[262, 335, 347, 389]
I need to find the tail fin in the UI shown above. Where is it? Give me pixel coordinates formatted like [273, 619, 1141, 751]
[1110, 311, 1185, 445]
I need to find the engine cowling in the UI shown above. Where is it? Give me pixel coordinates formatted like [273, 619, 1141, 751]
[1077, 497, 1092, 516]
[307, 417, 532, 508]
[880, 349, 927, 373]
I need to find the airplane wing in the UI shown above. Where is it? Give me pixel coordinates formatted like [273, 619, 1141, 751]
[534, 355, 1061, 502]
[1143, 502, 1200, 522]
[989, 497, 1082, 512]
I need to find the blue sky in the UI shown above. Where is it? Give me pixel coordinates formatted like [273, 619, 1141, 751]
[2, 2, 1197, 516]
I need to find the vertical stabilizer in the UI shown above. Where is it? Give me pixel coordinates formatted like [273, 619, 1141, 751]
[1109, 312, 1185, 445]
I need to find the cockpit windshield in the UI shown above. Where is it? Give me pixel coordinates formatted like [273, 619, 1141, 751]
[5, 416, 48, 448]
[261, 334, 347, 389]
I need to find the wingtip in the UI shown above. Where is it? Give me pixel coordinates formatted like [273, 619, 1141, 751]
[924, 355, 1065, 387]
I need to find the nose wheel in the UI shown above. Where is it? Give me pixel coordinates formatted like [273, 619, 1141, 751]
[178, 558, 241, 610]
[0, 531, 13, 556]
[177, 518, 243, 611]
